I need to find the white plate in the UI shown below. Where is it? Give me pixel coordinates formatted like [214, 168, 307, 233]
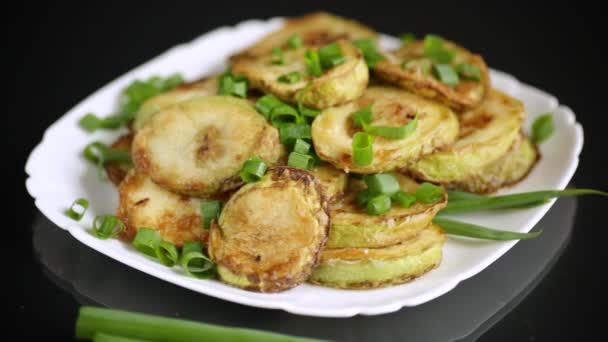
[25, 17, 583, 317]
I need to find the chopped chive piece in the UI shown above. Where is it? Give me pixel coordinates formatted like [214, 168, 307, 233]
[232, 81, 247, 98]
[352, 104, 373, 128]
[83, 142, 132, 166]
[433, 217, 542, 240]
[287, 151, 314, 169]
[356, 189, 375, 207]
[277, 71, 301, 84]
[363, 116, 418, 139]
[402, 58, 432, 75]
[270, 104, 300, 126]
[287, 34, 303, 49]
[271, 47, 284, 65]
[132, 228, 161, 256]
[181, 241, 215, 279]
[278, 123, 312, 145]
[415, 182, 445, 204]
[304, 49, 322, 77]
[298, 103, 320, 118]
[352, 132, 373, 166]
[400, 32, 416, 45]
[200, 200, 223, 228]
[182, 241, 203, 256]
[367, 194, 392, 215]
[433, 64, 459, 86]
[156, 241, 179, 267]
[293, 139, 311, 154]
[66, 198, 89, 221]
[239, 157, 267, 183]
[440, 189, 607, 214]
[218, 73, 248, 98]
[92, 215, 125, 240]
[392, 191, 416, 208]
[353, 38, 385, 68]
[78, 113, 128, 132]
[423, 34, 454, 64]
[255, 94, 283, 119]
[532, 114, 554, 144]
[364, 173, 401, 196]
[318, 42, 345, 69]
[456, 63, 481, 81]
[79, 113, 103, 132]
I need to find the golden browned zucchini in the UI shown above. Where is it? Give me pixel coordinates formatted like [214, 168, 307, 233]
[310, 224, 445, 289]
[311, 86, 459, 173]
[132, 96, 283, 197]
[232, 39, 368, 109]
[233, 12, 377, 60]
[408, 89, 525, 191]
[327, 174, 446, 248]
[105, 133, 134, 186]
[309, 164, 348, 201]
[208, 166, 330, 292]
[117, 170, 206, 247]
[133, 77, 220, 131]
[374, 39, 489, 111]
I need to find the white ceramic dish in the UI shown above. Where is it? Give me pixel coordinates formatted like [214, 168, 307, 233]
[25, 17, 583, 317]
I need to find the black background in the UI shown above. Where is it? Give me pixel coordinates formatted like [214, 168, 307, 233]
[12, 2, 607, 341]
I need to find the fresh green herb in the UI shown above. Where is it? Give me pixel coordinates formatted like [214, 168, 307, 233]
[392, 191, 417, 208]
[400, 32, 416, 45]
[239, 157, 267, 183]
[278, 123, 312, 145]
[415, 182, 444, 204]
[255, 94, 284, 119]
[423, 34, 454, 64]
[456, 63, 481, 81]
[433, 217, 542, 240]
[353, 38, 385, 68]
[288, 151, 314, 169]
[356, 189, 375, 207]
[83, 142, 132, 166]
[363, 116, 418, 139]
[92, 332, 146, 342]
[270, 104, 301, 126]
[318, 42, 346, 69]
[297, 103, 320, 118]
[287, 34, 303, 49]
[531, 114, 554, 144]
[352, 132, 373, 166]
[352, 104, 374, 128]
[304, 49, 322, 77]
[367, 194, 392, 215]
[277, 71, 301, 84]
[155, 241, 179, 267]
[432, 64, 459, 86]
[181, 241, 215, 279]
[218, 73, 248, 98]
[364, 173, 401, 196]
[200, 200, 223, 228]
[293, 139, 311, 154]
[92, 215, 125, 240]
[66, 198, 89, 221]
[402, 59, 432, 75]
[271, 47, 284, 65]
[132, 228, 161, 256]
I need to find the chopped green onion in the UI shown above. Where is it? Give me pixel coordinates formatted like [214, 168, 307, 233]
[181, 241, 215, 279]
[367, 194, 392, 215]
[352, 104, 373, 128]
[156, 241, 179, 267]
[132, 228, 161, 257]
[83, 142, 132, 166]
[293, 139, 311, 154]
[402, 59, 432, 75]
[79, 113, 104, 132]
[287, 34, 303, 49]
[400, 32, 416, 45]
[364, 173, 400, 196]
[255, 94, 283, 119]
[218, 73, 248, 98]
[531, 113, 554, 144]
[278, 123, 312, 145]
[440, 189, 607, 214]
[270, 104, 300, 126]
[352, 132, 373, 166]
[288, 151, 314, 169]
[433, 64, 459, 86]
[239, 157, 267, 183]
[456, 63, 481, 81]
[304, 49, 322, 77]
[200, 200, 222, 229]
[93, 332, 147, 342]
[298, 103, 320, 118]
[433, 217, 542, 240]
[318, 42, 345, 69]
[423, 34, 454, 64]
[356, 189, 374, 207]
[92, 215, 125, 240]
[363, 116, 418, 139]
[415, 182, 444, 204]
[392, 191, 416, 208]
[66, 198, 89, 221]
[271, 47, 284, 65]
[277, 71, 301, 84]
[353, 38, 385, 68]
[76, 306, 324, 342]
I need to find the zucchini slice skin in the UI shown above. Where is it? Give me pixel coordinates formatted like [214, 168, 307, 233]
[209, 166, 330, 292]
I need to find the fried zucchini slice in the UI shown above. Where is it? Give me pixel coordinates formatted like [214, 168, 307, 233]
[105, 133, 133, 186]
[374, 39, 489, 111]
[133, 77, 219, 131]
[116, 170, 206, 247]
[309, 164, 348, 201]
[233, 12, 377, 60]
[312, 86, 459, 173]
[408, 89, 525, 190]
[327, 174, 446, 248]
[310, 224, 445, 289]
[132, 96, 282, 197]
[232, 39, 368, 109]
[209, 167, 330, 292]
[449, 133, 539, 193]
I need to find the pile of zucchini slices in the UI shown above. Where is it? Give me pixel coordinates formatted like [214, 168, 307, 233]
[107, 12, 538, 292]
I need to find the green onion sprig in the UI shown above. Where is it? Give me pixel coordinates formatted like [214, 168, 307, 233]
[93, 215, 125, 240]
[66, 198, 89, 221]
[433, 217, 542, 240]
